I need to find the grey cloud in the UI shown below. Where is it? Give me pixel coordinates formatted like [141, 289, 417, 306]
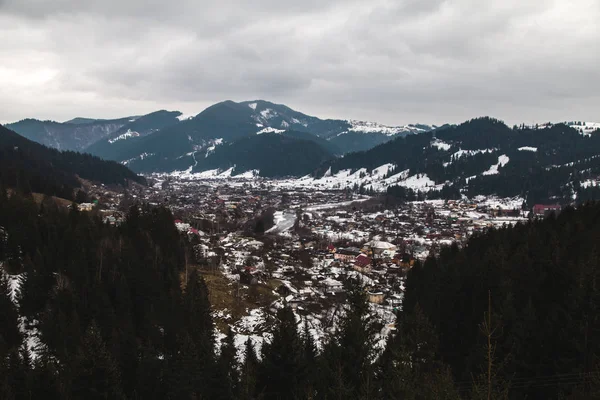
[0, 0, 598, 125]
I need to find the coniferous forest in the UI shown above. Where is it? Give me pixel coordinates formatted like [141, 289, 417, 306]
[1, 189, 599, 399]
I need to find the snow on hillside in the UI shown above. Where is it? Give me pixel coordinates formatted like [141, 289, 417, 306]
[569, 122, 600, 136]
[161, 166, 259, 180]
[205, 138, 224, 157]
[260, 109, 277, 120]
[177, 114, 195, 121]
[247, 102, 257, 110]
[431, 138, 452, 151]
[518, 146, 537, 152]
[108, 129, 140, 143]
[291, 117, 308, 127]
[399, 174, 437, 190]
[269, 165, 444, 192]
[122, 152, 154, 165]
[257, 127, 285, 135]
[160, 161, 447, 192]
[346, 120, 429, 136]
[234, 169, 260, 178]
[443, 149, 496, 167]
[1, 269, 42, 360]
[483, 155, 510, 175]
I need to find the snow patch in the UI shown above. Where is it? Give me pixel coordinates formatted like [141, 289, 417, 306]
[347, 120, 427, 137]
[177, 113, 195, 121]
[569, 121, 600, 137]
[235, 169, 260, 178]
[483, 155, 510, 175]
[205, 138, 224, 157]
[518, 146, 537, 152]
[248, 102, 257, 111]
[122, 152, 154, 165]
[443, 149, 496, 166]
[108, 129, 140, 144]
[430, 138, 452, 151]
[260, 108, 277, 120]
[257, 127, 285, 135]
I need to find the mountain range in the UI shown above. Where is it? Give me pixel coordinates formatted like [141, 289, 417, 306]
[8, 100, 600, 204]
[7, 100, 434, 173]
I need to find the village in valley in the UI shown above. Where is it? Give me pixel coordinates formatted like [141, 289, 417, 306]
[81, 174, 560, 356]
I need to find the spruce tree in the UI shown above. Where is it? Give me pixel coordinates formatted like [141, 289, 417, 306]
[318, 284, 378, 400]
[0, 272, 21, 353]
[258, 306, 304, 400]
[239, 337, 259, 400]
[70, 321, 124, 400]
[212, 327, 238, 400]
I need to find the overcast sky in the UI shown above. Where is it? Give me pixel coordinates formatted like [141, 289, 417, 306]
[0, 0, 598, 126]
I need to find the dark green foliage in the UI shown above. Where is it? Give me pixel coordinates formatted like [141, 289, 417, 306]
[194, 133, 334, 178]
[404, 202, 600, 399]
[84, 110, 183, 160]
[257, 306, 305, 399]
[70, 321, 124, 400]
[317, 285, 379, 400]
[0, 274, 21, 353]
[6, 116, 134, 151]
[325, 118, 600, 205]
[0, 124, 145, 199]
[216, 327, 239, 400]
[239, 337, 259, 400]
[376, 305, 460, 399]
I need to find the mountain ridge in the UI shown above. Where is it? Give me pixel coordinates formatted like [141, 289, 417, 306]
[0, 124, 145, 199]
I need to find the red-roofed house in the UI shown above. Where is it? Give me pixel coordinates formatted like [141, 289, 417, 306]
[354, 254, 372, 273]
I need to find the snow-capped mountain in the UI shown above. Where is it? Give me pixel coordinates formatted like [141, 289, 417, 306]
[74, 100, 431, 173]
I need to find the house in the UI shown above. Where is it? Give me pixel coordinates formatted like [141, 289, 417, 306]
[334, 247, 361, 262]
[353, 254, 372, 273]
[533, 204, 561, 218]
[367, 291, 385, 304]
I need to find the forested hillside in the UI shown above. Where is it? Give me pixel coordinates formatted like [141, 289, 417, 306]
[324, 117, 600, 204]
[0, 124, 145, 200]
[1, 190, 599, 398]
[193, 133, 335, 177]
[404, 203, 600, 399]
[6, 117, 135, 151]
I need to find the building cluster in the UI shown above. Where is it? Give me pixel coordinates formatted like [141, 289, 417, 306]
[80, 175, 553, 353]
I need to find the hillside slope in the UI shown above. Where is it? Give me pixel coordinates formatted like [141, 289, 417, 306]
[0, 124, 145, 199]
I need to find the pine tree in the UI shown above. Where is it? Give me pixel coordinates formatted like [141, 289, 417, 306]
[300, 320, 317, 399]
[183, 269, 215, 355]
[258, 306, 304, 399]
[215, 327, 239, 400]
[29, 352, 61, 400]
[0, 272, 21, 353]
[70, 321, 124, 400]
[318, 284, 378, 400]
[239, 337, 258, 400]
[377, 305, 460, 399]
